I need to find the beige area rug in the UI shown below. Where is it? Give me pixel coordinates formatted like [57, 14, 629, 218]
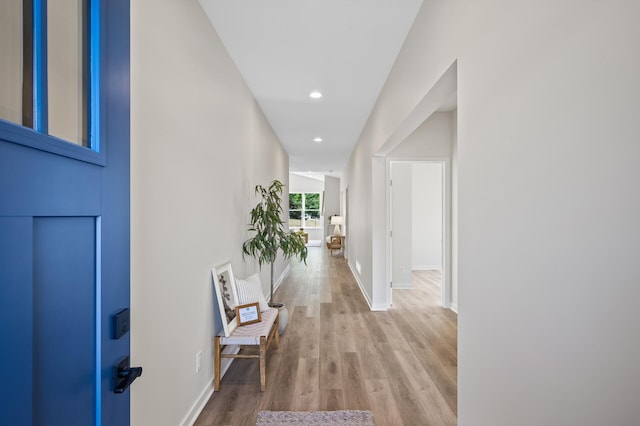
[256, 410, 375, 426]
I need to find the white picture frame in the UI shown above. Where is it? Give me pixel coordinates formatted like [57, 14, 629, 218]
[212, 263, 239, 337]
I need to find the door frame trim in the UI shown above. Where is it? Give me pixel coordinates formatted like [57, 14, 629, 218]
[386, 158, 451, 309]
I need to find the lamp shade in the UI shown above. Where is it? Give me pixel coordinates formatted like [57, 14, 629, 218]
[330, 216, 344, 236]
[330, 216, 344, 225]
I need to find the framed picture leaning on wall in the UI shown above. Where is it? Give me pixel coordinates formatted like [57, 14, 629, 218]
[212, 262, 239, 337]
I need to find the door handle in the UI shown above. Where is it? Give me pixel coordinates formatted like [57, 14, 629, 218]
[114, 356, 142, 393]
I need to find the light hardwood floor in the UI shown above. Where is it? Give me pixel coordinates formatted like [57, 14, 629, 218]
[195, 249, 457, 426]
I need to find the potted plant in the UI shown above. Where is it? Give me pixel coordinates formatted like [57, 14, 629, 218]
[242, 179, 308, 307]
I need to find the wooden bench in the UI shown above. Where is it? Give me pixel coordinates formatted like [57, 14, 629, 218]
[213, 307, 279, 391]
[325, 235, 344, 256]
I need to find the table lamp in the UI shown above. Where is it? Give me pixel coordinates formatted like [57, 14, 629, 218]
[330, 216, 344, 236]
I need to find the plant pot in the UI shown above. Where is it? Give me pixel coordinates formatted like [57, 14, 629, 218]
[277, 304, 288, 334]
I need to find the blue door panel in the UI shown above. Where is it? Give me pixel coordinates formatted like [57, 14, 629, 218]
[0, 217, 34, 426]
[32, 217, 96, 425]
[0, 141, 101, 217]
[99, 1, 131, 423]
[0, 1, 130, 424]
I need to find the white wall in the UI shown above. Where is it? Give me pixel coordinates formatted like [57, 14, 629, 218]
[412, 163, 442, 270]
[289, 173, 324, 193]
[131, 1, 289, 425]
[390, 111, 453, 158]
[342, 1, 640, 425]
[323, 175, 341, 238]
[391, 163, 412, 288]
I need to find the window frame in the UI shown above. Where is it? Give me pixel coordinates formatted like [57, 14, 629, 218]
[0, 0, 104, 166]
[289, 192, 322, 229]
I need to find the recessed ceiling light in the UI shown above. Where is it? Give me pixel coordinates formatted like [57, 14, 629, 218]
[309, 91, 323, 99]
[313, 137, 323, 143]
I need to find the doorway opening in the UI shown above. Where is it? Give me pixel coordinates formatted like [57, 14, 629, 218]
[389, 160, 445, 307]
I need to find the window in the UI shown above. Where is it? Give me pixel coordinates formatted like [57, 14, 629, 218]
[0, 0, 32, 127]
[0, 0, 99, 150]
[47, 0, 89, 146]
[289, 193, 321, 228]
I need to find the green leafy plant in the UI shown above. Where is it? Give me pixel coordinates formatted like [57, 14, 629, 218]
[242, 180, 308, 306]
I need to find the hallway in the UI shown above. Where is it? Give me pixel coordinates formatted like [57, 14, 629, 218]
[195, 247, 457, 425]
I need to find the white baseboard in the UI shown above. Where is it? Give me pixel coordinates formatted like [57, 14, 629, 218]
[348, 261, 371, 308]
[370, 302, 388, 311]
[180, 344, 240, 425]
[393, 282, 413, 289]
[347, 261, 387, 311]
[180, 381, 213, 426]
[412, 265, 442, 271]
[449, 302, 458, 313]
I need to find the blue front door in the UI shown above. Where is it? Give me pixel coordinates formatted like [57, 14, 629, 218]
[0, 1, 131, 424]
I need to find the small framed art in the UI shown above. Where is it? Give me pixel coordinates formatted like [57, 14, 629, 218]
[235, 302, 261, 326]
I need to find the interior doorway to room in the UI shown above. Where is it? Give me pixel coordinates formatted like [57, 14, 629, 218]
[389, 161, 445, 306]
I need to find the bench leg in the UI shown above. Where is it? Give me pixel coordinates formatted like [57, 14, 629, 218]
[259, 336, 266, 392]
[214, 336, 221, 391]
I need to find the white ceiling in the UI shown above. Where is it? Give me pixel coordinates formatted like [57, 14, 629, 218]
[199, 0, 424, 175]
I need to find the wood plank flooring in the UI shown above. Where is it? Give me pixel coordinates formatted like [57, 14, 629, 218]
[195, 250, 457, 426]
